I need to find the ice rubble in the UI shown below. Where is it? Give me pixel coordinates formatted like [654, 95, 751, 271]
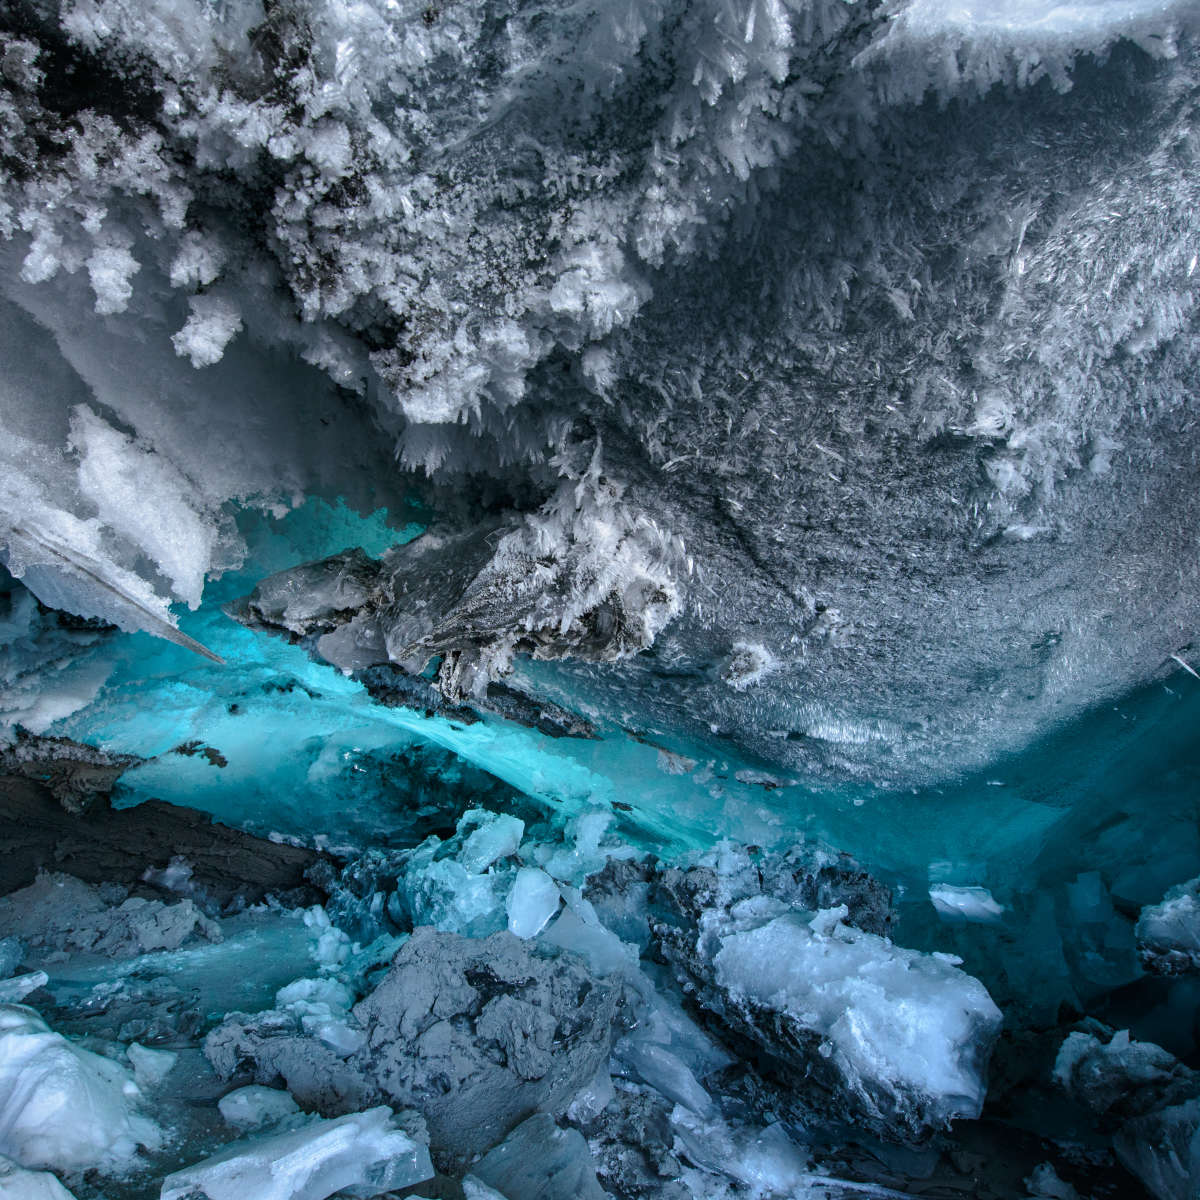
[0, 871, 221, 959]
[0, 1157, 78, 1200]
[160, 1106, 434, 1200]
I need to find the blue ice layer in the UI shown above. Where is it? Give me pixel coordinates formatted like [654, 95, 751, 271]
[35, 497, 1200, 1027]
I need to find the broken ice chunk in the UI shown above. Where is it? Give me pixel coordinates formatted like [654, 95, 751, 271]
[541, 812, 614, 884]
[472, 1113, 608, 1200]
[612, 1035, 714, 1116]
[710, 907, 1001, 1135]
[0, 937, 24, 979]
[127, 1043, 177, 1089]
[159, 1107, 433, 1200]
[1117, 1099, 1200, 1200]
[0, 973, 47, 1004]
[218, 1085, 301, 1132]
[506, 867, 561, 939]
[404, 856, 509, 937]
[459, 810, 525, 874]
[462, 1177, 510, 1200]
[670, 1109, 811, 1195]
[929, 884, 1005, 923]
[0, 1155, 79, 1200]
[1137, 877, 1200, 975]
[275, 977, 364, 1058]
[0, 1003, 161, 1174]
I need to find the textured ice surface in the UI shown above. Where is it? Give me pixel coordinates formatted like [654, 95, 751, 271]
[159, 1106, 433, 1200]
[0, 0, 1196, 788]
[0, 1003, 160, 1174]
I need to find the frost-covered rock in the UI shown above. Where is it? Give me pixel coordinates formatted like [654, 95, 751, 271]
[207, 927, 625, 1162]
[0, 872, 221, 960]
[0, 1004, 161, 1174]
[654, 843, 1000, 1141]
[1137, 877, 1200, 975]
[159, 1106, 433, 1200]
[1054, 1027, 1200, 1200]
[238, 476, 682, 705]
[1054, 1027, 1197, 1124]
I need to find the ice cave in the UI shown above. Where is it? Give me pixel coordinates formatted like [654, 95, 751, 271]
[0, 0, 1199, 1196]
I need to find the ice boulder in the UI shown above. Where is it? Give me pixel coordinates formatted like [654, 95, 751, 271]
[712, 909, 1001, 1132]
[0, 1004, 161, 1174]
[1137, 877, 1200, 976]
[159, 1106, 433, 1200]
[0, 1156, 79, 1200]
[653, 843, 999, 1141]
